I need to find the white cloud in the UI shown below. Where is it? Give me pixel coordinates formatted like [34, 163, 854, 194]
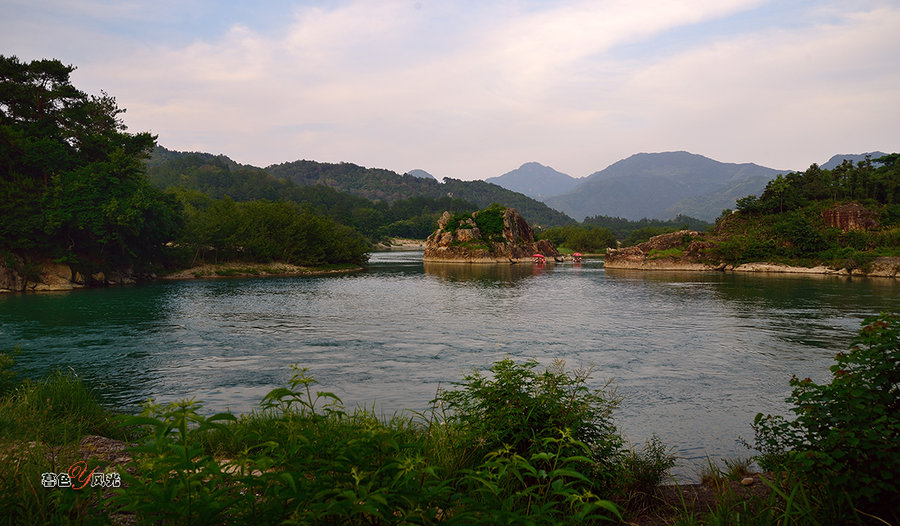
[4, 0, 896, 176]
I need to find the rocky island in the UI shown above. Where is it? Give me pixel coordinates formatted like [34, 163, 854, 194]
[605, 202, 900, 278]
[424, 205, 559, 263]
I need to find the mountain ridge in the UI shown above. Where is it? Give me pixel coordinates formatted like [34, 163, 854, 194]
[484, 162, 582, 200]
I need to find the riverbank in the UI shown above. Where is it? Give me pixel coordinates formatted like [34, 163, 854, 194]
[158, 261, 363, 280]
[604, 255, 900, 278]
[373, 238, 427, 250]
[0, 261, 363, 293]
[0, 359, 785, 526]
[604, 230, 900, 278]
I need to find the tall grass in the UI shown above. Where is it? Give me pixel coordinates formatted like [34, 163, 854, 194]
[0, 364, 135, 525]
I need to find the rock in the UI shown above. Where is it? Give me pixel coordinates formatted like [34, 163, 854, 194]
[741, 477, 755, 486]
[424, 207, 559, 263]
[604, 230, 719, 271]
[821, 203, 879, 232]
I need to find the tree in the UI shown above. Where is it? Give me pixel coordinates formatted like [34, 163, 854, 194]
[1, 55, 177, 281]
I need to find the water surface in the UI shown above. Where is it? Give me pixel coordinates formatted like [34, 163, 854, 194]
[1, 251, 897, 478]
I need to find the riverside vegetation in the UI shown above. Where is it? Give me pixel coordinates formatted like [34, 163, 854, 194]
[1, 314, 897, 525]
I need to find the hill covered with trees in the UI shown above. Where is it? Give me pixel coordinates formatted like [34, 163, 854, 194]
[0, 56, 371, 290]
[265, 159, 574, 228]
[607, 154, 900, 274]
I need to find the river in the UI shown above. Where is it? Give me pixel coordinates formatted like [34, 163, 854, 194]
[1, 251, 897, 478]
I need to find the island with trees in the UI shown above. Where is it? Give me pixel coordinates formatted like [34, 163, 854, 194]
[605, 155, 900, 277]
[423, 204, 559, 263]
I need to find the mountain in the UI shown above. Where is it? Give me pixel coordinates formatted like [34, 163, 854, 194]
[544, 151, 784, 222]
[820, 152, 888, 170]
[406, 169, 439, 181]
[263, 160, 574, 228]
[484, 162, 582, 200]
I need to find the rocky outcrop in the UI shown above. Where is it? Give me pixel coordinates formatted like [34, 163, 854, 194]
[424, 208, 559, 262]
[604, 230, 717, 271]
[604, 230, 900, 278]
[821, 203, 879, 231]
[0, 253, 137, 293]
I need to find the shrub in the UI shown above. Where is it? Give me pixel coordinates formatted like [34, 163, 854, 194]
[473, 203, 506, 241]
[617, 434, 676, 511]
[752, 313, 900, 523]
[434, 359, 623, 481]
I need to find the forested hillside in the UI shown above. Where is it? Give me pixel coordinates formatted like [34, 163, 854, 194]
[147, 147, 480, 241]
[0, 56, 371, 289]
[708, 154, 900, 267]
[265, 159, 574, 228]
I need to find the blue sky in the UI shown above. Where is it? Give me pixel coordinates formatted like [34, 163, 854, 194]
[2, 0, 898, 180]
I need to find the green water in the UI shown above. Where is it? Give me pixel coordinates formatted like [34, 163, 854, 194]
[1, 251, 897, 477]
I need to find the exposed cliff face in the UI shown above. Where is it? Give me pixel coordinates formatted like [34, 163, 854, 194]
[424, 208, 559, 262]
[821, 203, 879, 232]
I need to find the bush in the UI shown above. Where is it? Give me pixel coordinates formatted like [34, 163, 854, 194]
[752, 313, 900, 523]
[434, 359, 623, 482]
[473, 203, 506, 241]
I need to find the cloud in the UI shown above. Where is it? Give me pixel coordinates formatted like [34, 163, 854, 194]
[3, 0, 896, 177]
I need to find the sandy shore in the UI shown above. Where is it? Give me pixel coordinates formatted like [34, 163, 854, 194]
[374, 238, 427, 250]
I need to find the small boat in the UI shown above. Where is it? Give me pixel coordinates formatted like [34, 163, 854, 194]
[572, 252, 582, 262]
[532, 253, 545, 264]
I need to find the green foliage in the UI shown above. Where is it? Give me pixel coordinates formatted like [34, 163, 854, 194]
[617, 435, 676, 511]
[474, 203, 506, 241]
[538, 225, 617, 253]
[434, 358, 623, 485]
[105, 359, 625, 524]
[0, 55, 179, 279]
[583, 214, 711, 242]
[176, 197, 370, 266]
[746, 155, 899, 216]
[0, 368, 127, 445]
[115, 400, 238, 524]
[752, 313, 900, 522]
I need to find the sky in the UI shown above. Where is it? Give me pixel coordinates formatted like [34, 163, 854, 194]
[2, 0, 898, 180]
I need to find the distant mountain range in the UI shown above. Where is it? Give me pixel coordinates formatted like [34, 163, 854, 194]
[542, 152, 782, 221]
[149, 146, 892, 227]
[484, 162, 581, 200]
[487, 151, 891, 222]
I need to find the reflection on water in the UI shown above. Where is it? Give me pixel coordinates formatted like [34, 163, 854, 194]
[1, 251, 897, 480]
[424, 260, 543, 283]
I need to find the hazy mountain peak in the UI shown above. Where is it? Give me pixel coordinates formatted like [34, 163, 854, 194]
[484, 162, 580, 200]
[406, 169, 438, 181]
[820, 152, 888, 170]
[546, 151, 783, 221]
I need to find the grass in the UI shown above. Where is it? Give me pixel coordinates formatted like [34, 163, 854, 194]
[1, 346, 893, 525]
[647, 248, 685, 260]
